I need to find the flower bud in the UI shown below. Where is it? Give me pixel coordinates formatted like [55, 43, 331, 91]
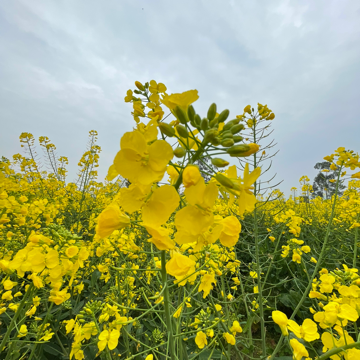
[187, 105, 195, 121]
[223, 119, 240, 131]
[201, 118, 209, 131]
[134, 89, 142, 94]
[236, 143, 260, 157]
[221, 131, 233, 139]
[194, 114, 201, 126]
[174, 147, 186, 158]
[233, 136, 243, 143]
[176, 125, 189, 138]
[216, 109, 230, 123]
[211, 158, 230, 168]
[244, 105, 251, 114]
[226, 144, 251, 157]
[221, 138, 235, 147]
[209, 118, 219, 128]
[216, 173, 235, 189]
[210, 137, 221, 146]
[174, 106, 188, 124]
[207, 103, 217, 121]
[230, 124, 244, 134]
[159, 122, 175, 137]
[135, 81, 145, 91]
[203, 129, 218, 144]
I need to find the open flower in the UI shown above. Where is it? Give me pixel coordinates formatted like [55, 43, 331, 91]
[113, 130, 173, 186]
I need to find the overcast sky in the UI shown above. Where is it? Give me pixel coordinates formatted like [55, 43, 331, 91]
[1, 0, 359, 194]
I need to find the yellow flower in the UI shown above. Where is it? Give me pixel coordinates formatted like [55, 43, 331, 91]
[145, 225, 175, 251]
[65, 246, 79, 258]
[3, 280, 17, 290]
[175, 180, 218, 245]
[198, 273, 216, 298]
[113, 130, 173, 186]
[223, 332, 235, 345]
[272, 311, 288, 336]
[2, 290, 13, 301]
[145, 355, 154, 360]
[142, 185, 180, 227]
[64, 319, 76, 334]
[269, 236, 275, 242]
[195, 331, 207, 349]
[287, 319, 319, 342]
[230, 321, 243, 334]
[173, 306, 183, 318]
[161, 90, 199, 112]
[219, 216, 241, 247]
[105, 164, 118, 181]
[250, 271, 258, 279]
[48, 289, 70, 305]
[97, 329, 120, 352]
[17, 324, 28, 338]
[289, 338, 309, 360]
[182, 165, 202, 188]
[166, 253, 196, 277]
[149, 80, 167, 94]
[95, 203, 130, 239]
[319, 273, 336, 293]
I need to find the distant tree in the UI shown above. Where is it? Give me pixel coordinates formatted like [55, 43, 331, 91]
[312, 161, 345, 199]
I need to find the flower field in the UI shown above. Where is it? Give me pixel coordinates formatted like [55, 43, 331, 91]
[1, 80, 360, 360]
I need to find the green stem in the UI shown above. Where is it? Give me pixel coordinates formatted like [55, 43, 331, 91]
[0, 284, 34, 353]
[317, 341, 360, 360]
[353, 214, 359, 268]
[161, 250, 176, 360]
[269, 166, 343, 360]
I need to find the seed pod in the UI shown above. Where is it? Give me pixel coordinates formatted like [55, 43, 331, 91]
[230, 124, 245, 134]
[233, 135, 243, 143]
[209, 118, 219, 128]
[174, 106, 188, 124]
[221, 131, 233, 139]
[215, 173, 234, 189]
[207, 103, 217, 121]
[227, 144, 251, 156]
[194, 114, 201, 126]
[159, 122, 175, 137]
[174, 147, 186, 158]
[200, 118, 209, 131]
[210, 137, 221, 146]
[216, 109, 230, 123]
[188, 105, 195, 121]
[211, 158, 230, 167]
[176, 124, 189, 138]
[221, 138, 235, 147]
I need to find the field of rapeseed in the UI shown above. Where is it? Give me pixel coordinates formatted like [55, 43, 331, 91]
[1, 80, 360, 360]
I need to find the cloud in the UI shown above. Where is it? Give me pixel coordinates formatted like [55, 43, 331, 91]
[0, 0, 359, 192]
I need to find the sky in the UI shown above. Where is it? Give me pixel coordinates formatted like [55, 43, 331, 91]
[1, 0, 359, 195]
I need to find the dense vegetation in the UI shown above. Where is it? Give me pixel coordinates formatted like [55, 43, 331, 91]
[1, 80, 360, 360]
